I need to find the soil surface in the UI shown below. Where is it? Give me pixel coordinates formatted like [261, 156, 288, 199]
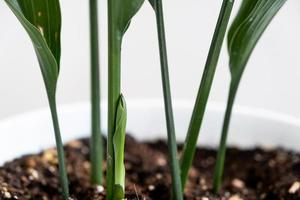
[0, 135, 300, 200]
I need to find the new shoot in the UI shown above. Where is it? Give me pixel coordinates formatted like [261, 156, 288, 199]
[113, 95, 127, 199]
[107, 0, 144, 199]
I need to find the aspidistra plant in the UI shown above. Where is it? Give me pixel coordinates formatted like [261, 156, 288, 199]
[148, 0, 183, 199]
[213, 0, 287, 192]
[179, 0, 235, 190]
[5, 0, 69, 199]
[107, 0, 144, 199]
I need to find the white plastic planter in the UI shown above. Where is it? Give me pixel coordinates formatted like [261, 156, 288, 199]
[0, 99, 300, 165]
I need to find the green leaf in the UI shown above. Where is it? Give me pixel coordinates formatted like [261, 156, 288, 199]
[213, 0, 287, 192]
[148, 0, 183, 199]
[227, 0, 257, 53]
[5, 0, 61, 95]
[228, 0, 286, 81]
[112, 0, 145, 37]
[5, 0, 69, 198]
[179, 0, 235, 191]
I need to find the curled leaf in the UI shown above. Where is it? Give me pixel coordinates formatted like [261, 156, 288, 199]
[113, 95, 127, 197]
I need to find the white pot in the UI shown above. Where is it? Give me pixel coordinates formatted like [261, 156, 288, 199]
[0, 99, 300, 165]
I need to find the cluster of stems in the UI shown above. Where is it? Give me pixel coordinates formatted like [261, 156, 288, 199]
[5, 0, 287, 199]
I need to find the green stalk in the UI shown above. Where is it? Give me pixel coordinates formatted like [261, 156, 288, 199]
[107, 2, 121, 199]
[48, 97, 69, 199]
[152, 1, 183, 199]
[89, 0, 103, 186]
[212, 80, 238, 192]
[107, 0, 144, 198]
[179, 0, 235, 189]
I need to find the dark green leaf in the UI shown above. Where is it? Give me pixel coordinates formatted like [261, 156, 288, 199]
[228, 0, 286, 81]
[5, 1, 69, 198]
[114, 0, 145, 36]
[5, 0, 61, 95]
[148, 0, 183, 199]
[213, 0, 287, 192]
[179, 0, 234, 191]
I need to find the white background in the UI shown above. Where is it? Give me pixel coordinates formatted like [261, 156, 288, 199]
[0, 0, 299, 119]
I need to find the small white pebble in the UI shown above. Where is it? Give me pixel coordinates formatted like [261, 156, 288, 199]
[96, 185, 104, 193]
[289, 181, 300, 194]
[201, 197, 209, 200]
[254, 153, 263, 161]
[232, 178, 245, 189]
[13, 195, 18, 199]
[68, 140, 82, 148]
[224, 192, 231, 198]
[29, 169, 39, 179]
[156, 157, 167, 166]
[155, 173, 162, 179]
[4, 191, 12, 198]
[148, 185, 155, 191]
[228, 194, 243, 200]
[268, 159, 276, 167]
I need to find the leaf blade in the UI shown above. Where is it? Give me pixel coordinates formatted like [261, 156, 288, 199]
[213, 0, 287, 192]
[5, 1, 69, 198]
[179, 0, 235, 191]
[5, 0, 61, 94]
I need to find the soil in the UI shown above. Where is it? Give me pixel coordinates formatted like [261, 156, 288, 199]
[0, 135, 300, 200]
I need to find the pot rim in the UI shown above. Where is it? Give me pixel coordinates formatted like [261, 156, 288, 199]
[0, 99, 300, 164]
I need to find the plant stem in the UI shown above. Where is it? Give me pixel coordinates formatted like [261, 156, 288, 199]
[212, 81, 238, 192]
[179, 0, 234, 189]
[48, 96, 69, 200]
[89, 0, 103, 186]
[107, 1, 122, 199]
[153, 1, 183, 199]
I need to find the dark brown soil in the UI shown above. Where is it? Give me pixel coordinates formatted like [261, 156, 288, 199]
[0, 135, 300, 200]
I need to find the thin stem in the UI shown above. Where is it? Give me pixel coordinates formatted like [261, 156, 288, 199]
[180, 0, 235, 189]
[89, 0, 103, 185]
[153, 1, 183, 200]
[213, 81, 238, 192]
[107, 1, 122, 199]
[48, 96, 69, 200]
